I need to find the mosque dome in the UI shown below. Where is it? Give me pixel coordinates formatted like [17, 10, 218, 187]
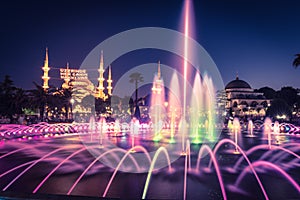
[225, 76, 251, 90]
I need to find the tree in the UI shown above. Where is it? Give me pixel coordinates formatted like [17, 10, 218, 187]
[11, 88, 27, 115]
[29, 82, 48, 121]
[267, 98, 292, 119]
[129, 72, 144, 104]
[59, 88, 72, 120]
[276, 87, 298, 107]
[95, 97, 108, 115]
[0, 75, 18, 117]
[256, 87, 276, 99]
[134, 104, 141, 119]
[129, 97, 134, 116]
[293, 54, 300, 68]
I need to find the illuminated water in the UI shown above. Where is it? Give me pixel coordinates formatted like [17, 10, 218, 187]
[0, 122, 299, 199]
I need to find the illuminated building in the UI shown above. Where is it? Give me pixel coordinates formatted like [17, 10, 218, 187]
[41, 49, 114, 116]
[62, 62, 70, 89]
[94, 51, 113, 100]
[225, 74, 271, 118]
[151, 61, 163, 94]
[41, 48, 50, 91]
[107, 65, 113, 96]
[95, 51, 106, 99]
[42, 49, 113, 100]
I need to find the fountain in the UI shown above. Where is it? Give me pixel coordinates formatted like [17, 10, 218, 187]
[0, 120, 299, 199]
[130, 117, 139, 152]
[98, 117, 106, 147]
[245, 119, 256, 137]
[264, 117, 273, 149]
[232, 117, 241, 154]
[274, 121, 280, 134]
[190, 72, 203, 144]
[150, 61, 166, 142]
[181, 0, 190, 154]
[168, 71, 181, 143]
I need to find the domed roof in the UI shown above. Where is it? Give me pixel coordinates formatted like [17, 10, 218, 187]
[225, 76, 251, 90]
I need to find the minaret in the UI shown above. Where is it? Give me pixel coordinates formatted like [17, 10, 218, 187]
[62, 62, 70, 89]
[157, 60, 161, 80]
[97, 51, 106, 99]
[42, 48, 50, 91]
[152, 61, 163, 94]
[107, 65, 113, 96]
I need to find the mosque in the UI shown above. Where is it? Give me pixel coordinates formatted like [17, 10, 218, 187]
[41, 48, 113, 115]
[224, 75, 271, 118]
[41, 48, 112, 98]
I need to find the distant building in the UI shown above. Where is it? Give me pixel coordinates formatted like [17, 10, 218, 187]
[224, 75, 271, 118]
[41, 48, 113, 100]
[41, 48, 113, 117]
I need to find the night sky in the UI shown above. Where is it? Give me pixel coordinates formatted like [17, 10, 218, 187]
[0, 0, 299, 90]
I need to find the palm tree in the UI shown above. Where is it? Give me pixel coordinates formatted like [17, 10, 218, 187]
[129, 72, 144, 104]
[47, 88, 65, 120]
[0, 75, 18, 117]
[62, 88, 72, 120]
[30, 82, 48, 121]
[293, 54, 300, 68]
[11, 88, 27, 115]
[54, 88, 72, 120]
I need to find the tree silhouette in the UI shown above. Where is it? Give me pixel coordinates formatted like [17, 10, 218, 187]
[0, 75, 18, 117]
[293, 54, 300, 68]
[276, 87, 298, 107]
[267, 98, 292, 118]
[129, 72, 144, 104]
[59, 88, 72, 120]
[129, 97, 134, 116]
[30, 82, 48, 121]
[256, 87, 276, 99]
[11, 88, 27, 115]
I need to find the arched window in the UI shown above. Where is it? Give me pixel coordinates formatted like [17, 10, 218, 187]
[233, 101, 238, 107]
[261, 101, 268, 107]
[242, 107, 248, 112]
[240, 101, 249, 106]
[251, 101, 258, 107]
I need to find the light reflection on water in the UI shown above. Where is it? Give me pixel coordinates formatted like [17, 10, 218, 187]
[0, 130, 299, 199]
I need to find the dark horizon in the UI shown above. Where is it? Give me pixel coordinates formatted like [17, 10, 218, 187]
[0, 0, 300, 91]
